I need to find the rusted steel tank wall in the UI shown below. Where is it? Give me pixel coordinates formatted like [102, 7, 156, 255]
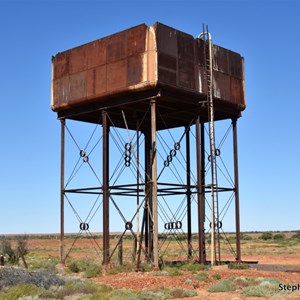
[51, 22, 245, 113]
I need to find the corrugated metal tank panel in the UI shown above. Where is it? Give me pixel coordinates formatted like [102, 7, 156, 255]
[51, 22, 245, 113]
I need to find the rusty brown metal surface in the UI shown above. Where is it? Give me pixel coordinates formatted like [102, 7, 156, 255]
[52, 22, 246, 125]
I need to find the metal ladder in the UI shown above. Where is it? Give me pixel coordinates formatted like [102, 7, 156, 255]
[200, 25, 221, 265]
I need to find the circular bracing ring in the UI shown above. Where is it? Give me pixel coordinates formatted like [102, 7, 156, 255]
[80, 150, 89, 163]
[80, 150, 86, 157]
[174, 142, 181, 151]
[170, 149, 176, 157]
[125, 221, 133, 230]
[124, 143, 131, 167]
[164, 221, 182, 230]
[125, 143, 131, 151]
[215, 148, 221, 156]
[80, 222, 89, 231]
[209, 221, 222, 229]
[164, 160, 170, 167]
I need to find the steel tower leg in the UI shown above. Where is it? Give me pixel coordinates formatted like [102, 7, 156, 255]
[150, 99, 159, 269]
[186, 126, 192, 260]
[196, 116, 206, 264]
[60, 119, 65, 264]
[232, 118, 241, 263]
[102, 110, 110, 265]
[144, 128, 150, 261]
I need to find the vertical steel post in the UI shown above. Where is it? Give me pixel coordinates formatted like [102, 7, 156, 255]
[102, 110, 110, 265]
[232, 118, 241, 262]
[196, 116, 206, 264]
[133, 121, 140, 263]
[60, 119, 65, 264]
[150, 99, 159, 268]
[144, 130, 150, 259]
[200, 121, 206, 263]
[186, 126, 192, 260]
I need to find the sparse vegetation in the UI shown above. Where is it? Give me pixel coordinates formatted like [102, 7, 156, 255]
[273, 233, 286, 240]
[259, 232, 273, 240]
[0, 267, 65, 289]
[228, 262, 250, 270]
[179, 262, 209, 272]
[67, 259, 102, 278]
[0, 235, 29, 267]
[1, 232, 299, 299]
[195, 272, 209, 281]
[291, 231, 300, 239]
[0, 284, 43, 300]
[208, 276, 293, 298]
[240, 233, 252, 240]
[207, 277, 235, 292]
[212, 273, 222, 280]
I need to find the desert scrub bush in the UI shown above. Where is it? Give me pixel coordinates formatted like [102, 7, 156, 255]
[84, 264, 101, 278]
[69, 261, 80, 273]
[291, 231, 300, 239]
[0, 284, 43, 300]
[212, 273, 222, 280]
[228, 263, 249, 270]
[0, 236, 29, 267]
[153, 286, 197, 299]
[0, 240, 19, 265]
[73, 259, 102, 278]
[168, 288, 197, 298]
[207, 277, 235, 292]
[195, 272, 209, 282]
[179, 262, 209, 273]
[243, 277, 291, 298]
[28, 256, 59, 272]
[259, 232, 273, 240]
[228, 262, 248, 270]
[240, 234, 252, 241]
[0, 267, 64, 289]
[152, 270, 169, 276]
[42, 280, 104, 299]
[207, 276, 292, 298]
[162, 266, 182, 276]
[273, 233, 286, 240]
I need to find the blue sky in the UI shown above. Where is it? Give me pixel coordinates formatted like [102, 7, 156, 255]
[0, 0, 299, 234]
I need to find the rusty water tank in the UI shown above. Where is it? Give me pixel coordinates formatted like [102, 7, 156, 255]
[51, 22, 245, 125]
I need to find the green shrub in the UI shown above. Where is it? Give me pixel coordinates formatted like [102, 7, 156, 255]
[212, 273, 222, 280]
[195, 272, 209, 281]
[169, 288, 197, 298]
[179, 263, 209, 272]
[228, 263, 249, 270]
[163, 267, 182, 276]
[69, 261, 80, 273]
[152, 270, 169, 276]
[0, 284, 43, 300]
[291, 232, 300, 239]
[243, 277, 291, 298]
[207, 277, 235, 292]
[259, 232, 273, 240]
[72, 259, 102, 278]
[0, 240, 19, 265]
[240, 234, 252, 240]
[273, 233, 286, 240]
[154, 286, 197, 299]
[28, 256, 59, 272]
[84, 264, 101, 278]
[42, 280, 107, 299]
[207, 276, 292, 298]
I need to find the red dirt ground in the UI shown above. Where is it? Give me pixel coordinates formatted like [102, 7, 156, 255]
[27, 238, 300, 299]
